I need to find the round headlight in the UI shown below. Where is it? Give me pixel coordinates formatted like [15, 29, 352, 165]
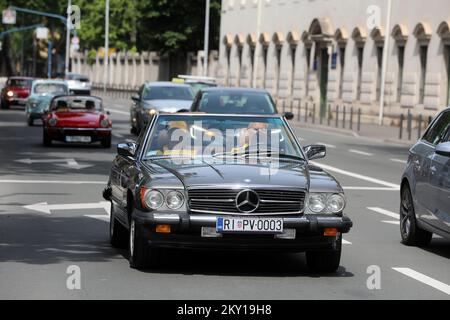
[166, 191, 184, 210]
[308, 193, 327, 213]
[147, 109, 157, 115]
[144, 190, 164, 210]
[6, 91, 14, 97]
[48, 118, 58, 126]
[327, 194, 346, 213]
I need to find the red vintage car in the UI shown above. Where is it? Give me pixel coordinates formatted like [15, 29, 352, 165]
[1, 77, 34, 109]
[42, 95, 112, 148]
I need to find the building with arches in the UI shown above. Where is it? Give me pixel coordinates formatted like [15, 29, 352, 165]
[217, 0, 450, 119]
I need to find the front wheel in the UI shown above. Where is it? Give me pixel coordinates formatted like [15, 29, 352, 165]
[101, 135, 112, 148]
[129, 219, 160, 269]
[1, 100, 9, 109]
[43, 130, 52, 147]
[306, 238, 342, 273]
[109, 203, 128, 248]
[400, 185, 432, 246]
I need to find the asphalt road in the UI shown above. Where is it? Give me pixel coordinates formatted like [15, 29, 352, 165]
[0, 97, 449, 300]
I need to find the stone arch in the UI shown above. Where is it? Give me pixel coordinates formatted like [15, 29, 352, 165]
[413, 22, 432, 41]
[392, 24, 409, 43]
[309, 17, 334, 37]
[259, 32, 270, 47]
[334, 27, 349, 46]
[246, 33, 257, 47]
[437, 21, 450, 41]
[370, 26, 385, 44]
[287, 31, 300, 45]
[223, 34, 233, 48]
[272, 32, 285, 46]
[351, 26, 367, 46]
[234, 34, 245, 47]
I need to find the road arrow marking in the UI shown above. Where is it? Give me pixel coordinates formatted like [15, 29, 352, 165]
[85, 214, 110, 222]
[15, 158, 93, 170]
[24, 201, 110, 215]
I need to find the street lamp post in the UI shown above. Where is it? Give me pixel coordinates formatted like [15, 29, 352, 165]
[203, 0, 210, 77]
[379, 0, 393, 125]
[65, 0, 72, 76]
[252, 0, 263, 88]
[103, 0, 110, 93]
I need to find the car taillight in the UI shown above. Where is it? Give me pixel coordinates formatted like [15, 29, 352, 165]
[100, 118, 110, 128]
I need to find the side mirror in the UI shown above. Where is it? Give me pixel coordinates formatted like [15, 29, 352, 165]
[131, 94, 140, 103]
[435, 142, 450, 157]
[304, 145, 327, 160]
[284, 112, 294, 120]
[118, 142, 137, 158]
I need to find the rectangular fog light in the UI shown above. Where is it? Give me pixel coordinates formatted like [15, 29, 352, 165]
[201, 227, 223, 238]
[275, 229, 296, 240]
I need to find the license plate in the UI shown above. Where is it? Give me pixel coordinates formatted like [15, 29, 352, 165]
[216, 217, 283, 234]
[66, 136, 91, 143]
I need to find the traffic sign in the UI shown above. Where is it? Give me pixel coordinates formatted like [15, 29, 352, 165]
[2, 8, 16, 24]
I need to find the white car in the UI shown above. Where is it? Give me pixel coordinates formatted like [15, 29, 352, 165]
[65, 73, 91, 95]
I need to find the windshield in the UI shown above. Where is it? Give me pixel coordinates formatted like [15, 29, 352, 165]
[34, 84, 68, 95]
[66, 74, 90, 82]
[8, 79, 32, 88]
[143, 115, 303, 161]
[51, 97, 102, 112]
[198, 91, 277, 115]
[143, 86, 193, 101]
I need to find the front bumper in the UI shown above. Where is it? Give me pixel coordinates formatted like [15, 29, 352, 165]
[6, 97, 27, 105]
[132, 210, 353, 252]
[45, 127, 111, 143]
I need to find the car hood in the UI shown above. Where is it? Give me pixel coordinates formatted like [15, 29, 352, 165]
[143, 99, 192, 112]
[143, 159, 308, 189]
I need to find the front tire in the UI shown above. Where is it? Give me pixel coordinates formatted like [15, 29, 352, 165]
[101, 135, 112, 148]
[129, 219, 160, 269]
[306, 237, 342, 273]
[1, 100, 9, 110]
[109, 202, 128, 248]
[400, 185, 432, 246]
[27, 117, 34, 126]
[43, 130, 52, 147]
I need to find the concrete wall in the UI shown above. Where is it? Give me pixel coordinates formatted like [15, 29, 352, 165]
[218, 0, 450, 120]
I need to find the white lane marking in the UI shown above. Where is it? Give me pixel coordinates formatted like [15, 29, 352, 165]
[85, 214, 110, 222]
[317, 142, 336, 149]
[382, 220, 400, 225]
[391, 158, 407, 164]
[0, 179, 105, 185]
[112, 132, 125, 138]
[367, 207, 400, 220]
[343, 187, 398, 191]
[349, 149, 373, 156]
[15, 158, 93, 170]
[24, 201, 111, 215]
[108, 109, 129, 116]
[392, 268, 450, 296]
[342, 239, 352, 245]
[310, 162, 400, 189]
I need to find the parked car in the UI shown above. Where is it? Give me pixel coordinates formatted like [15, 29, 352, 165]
[65, 73, 91, 95]
[190, 87, 294, 120]
[1, 77, 34, 109]
[400, 108, 450, 246]
[103, 113, 352, 271]
[42, 95, 112, 148]
[130, 82, 194, 134]
[173, 75, 217, 94]
[25, 80, 70, 126]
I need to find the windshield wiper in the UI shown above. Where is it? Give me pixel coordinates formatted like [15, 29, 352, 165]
[244, 150, 305, 162]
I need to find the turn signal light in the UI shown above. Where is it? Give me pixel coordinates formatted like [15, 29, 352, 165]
[324, 228, 338, 237]
[156, 225, 171, 234]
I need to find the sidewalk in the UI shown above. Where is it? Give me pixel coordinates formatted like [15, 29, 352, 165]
[290, 119, 415, 147]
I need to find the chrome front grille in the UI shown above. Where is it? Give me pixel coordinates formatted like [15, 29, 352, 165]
[188, 188, 306, 215]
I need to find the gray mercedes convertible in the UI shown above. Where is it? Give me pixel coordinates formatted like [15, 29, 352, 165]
[103, 113, 353, 272]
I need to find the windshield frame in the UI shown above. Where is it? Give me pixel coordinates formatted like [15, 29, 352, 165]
[139, 114, 306, 162]
[33, 83, 69, 95]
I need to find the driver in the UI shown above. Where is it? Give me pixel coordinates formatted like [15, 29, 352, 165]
[231, 122, 269, 154]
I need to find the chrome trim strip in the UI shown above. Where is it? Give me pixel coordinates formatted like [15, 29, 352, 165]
[189, 209, 302, 216]
[153, 213, 181, 224]
[56, 127, 112, 131]
[260, 199, 301, 204]
[190, 198, 234, 203]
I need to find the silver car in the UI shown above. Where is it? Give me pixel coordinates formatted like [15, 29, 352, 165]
[65, 73, 91, 95]
[130, 82, 194, 134]
[401, 108, 450, 246]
